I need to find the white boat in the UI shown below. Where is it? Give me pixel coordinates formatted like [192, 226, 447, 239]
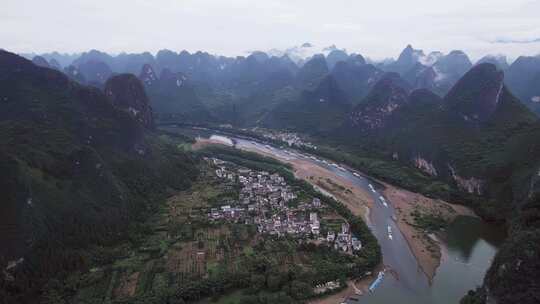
[369, 271, 385, 292]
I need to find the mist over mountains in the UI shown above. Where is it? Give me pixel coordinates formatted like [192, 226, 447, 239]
[20, 44, 540, 125]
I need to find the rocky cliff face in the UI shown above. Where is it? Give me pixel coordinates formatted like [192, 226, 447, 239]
[104, 74, 154, 129]
[414, 156, 438, 176]
[448, 165, 484, 194]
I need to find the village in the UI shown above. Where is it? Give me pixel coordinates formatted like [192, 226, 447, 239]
[253, 128, 318, 150]
[205, 157, 363, 254]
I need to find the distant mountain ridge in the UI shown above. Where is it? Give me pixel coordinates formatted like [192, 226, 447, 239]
[23, 46, 540, 124]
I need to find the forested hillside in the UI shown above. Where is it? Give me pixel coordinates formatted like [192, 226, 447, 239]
[0, 51, 198, 303]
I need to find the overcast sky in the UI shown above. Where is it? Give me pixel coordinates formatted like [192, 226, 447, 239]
[2, 0, 539, 61]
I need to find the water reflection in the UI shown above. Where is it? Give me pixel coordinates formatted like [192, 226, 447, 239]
[354, 216, 505, 304]
[442, 216, 506, 262]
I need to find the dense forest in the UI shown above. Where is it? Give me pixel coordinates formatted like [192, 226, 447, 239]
[0, 51, 199, 303]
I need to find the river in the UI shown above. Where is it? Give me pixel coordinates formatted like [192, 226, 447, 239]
[166, 127, 506, 304]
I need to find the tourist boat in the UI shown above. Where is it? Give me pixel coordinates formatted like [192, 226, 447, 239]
[379, 196, 388, 207]
[368, 271, 385, 292]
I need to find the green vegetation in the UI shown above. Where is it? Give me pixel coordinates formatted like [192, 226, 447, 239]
[410, 209, 448, 232]
[197, 145, 381, 273]
[0, 52, 198, 304]
[27, 146, 380, 304]
[482, 195, 540, 304]
[300, 144, 464, 203]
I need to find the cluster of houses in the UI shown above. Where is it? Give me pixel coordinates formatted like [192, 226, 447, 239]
[327, 222, 363, 252]
[256, 129, 317, 149]
[206, 158, 362, 253]
[314, 280, 342, 295]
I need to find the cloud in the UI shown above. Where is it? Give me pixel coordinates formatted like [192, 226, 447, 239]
[1, 0, 539, 61]
[322, 23, 363, 32]
[492, 37, 540, 44]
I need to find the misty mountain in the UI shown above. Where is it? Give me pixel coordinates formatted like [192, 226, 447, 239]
[331, 58, 383, 104]
[384, 44, 426, 75]
[326, 49, 349, 69]
[477, 55, 510, 70]
[505, 55, 540, 115]
[264, 75, 351, 133]
[295, 54, 329, 89]
[345, 72, 411, 132]
[140, 66, 213, 124]
[24, 46, 540, 125]
[31, 56, 50, 68]
[104, 73, 155, 129]
[77, 60, 113, 86]
[340, 63, 539, 208]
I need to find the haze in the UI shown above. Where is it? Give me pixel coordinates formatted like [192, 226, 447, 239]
[2, 0, 540, 60]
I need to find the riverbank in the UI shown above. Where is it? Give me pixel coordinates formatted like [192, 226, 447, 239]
[192, 136, 233, 149]
[193, 137, 478, 296]
[237, 142, 477, 284]
[382, 183, 475, 281]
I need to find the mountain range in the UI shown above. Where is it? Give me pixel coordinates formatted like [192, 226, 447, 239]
[23, 45, 540, 126]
